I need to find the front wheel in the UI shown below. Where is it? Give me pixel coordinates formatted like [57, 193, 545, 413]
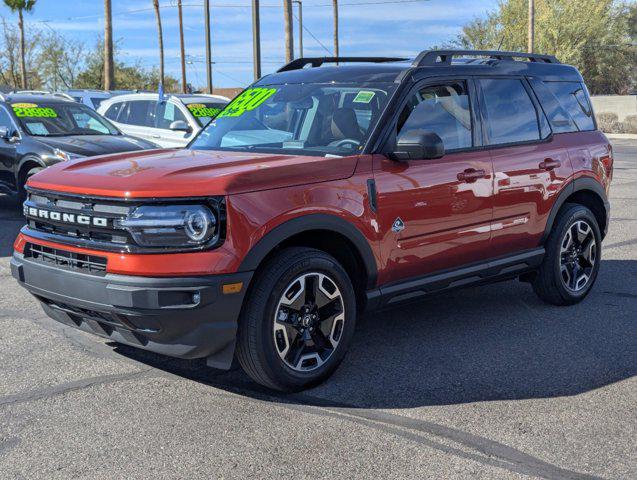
[236, 247, 356, 392]
[533, 204, 602, 305]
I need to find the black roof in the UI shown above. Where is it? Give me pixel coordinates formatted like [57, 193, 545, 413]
[255, 50, 583, 86]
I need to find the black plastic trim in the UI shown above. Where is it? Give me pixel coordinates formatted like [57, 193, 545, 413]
[366, 248, 545, 310]
[367, 179, 377, 213]
[238, 213, 378, 289]
[541, 177, 610, 242]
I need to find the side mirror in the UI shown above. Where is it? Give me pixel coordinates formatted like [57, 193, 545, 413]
[0, 126, 10, 140]
[391, 130, 444, 161]
[169, 120, 191, 133]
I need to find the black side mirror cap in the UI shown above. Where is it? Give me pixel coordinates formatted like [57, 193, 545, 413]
[390, 130, 445, 161]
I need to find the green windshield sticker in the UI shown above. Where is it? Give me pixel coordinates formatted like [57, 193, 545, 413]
[216, 87, 277, 119]
[353, 91, 375, 104]
[12, 105, 58, 118]
[187, 104, 222, 118]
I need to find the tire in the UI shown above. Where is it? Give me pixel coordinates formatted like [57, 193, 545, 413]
[18, 166, 43, 201]
[236, 247, 356, 392]
[533, 203, 602, 306]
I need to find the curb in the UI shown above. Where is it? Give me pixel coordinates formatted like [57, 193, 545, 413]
[605, 133, 637, 140]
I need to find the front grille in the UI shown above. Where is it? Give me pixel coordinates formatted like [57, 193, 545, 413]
[23, 189, 135, 251]
[25, 242, 107, 275]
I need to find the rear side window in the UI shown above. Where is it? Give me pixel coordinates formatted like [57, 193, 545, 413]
[103, 102, 123, 122]
[544, 81, 595, 131]
[478, 79, 540, 145]
[0, 106, 13, 128]
[124, 100, 158, 127]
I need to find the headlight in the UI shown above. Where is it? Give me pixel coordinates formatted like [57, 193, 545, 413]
[52, 149, 84, 162]
[116, 204, 218, 248]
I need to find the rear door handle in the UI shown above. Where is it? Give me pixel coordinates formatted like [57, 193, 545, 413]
[539, 159, 561, 170]
[457, 168, 486, 183]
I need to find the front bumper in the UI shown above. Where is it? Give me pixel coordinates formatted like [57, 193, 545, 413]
[11, 252, 252, 369]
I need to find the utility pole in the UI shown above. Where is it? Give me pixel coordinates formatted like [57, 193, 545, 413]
[333, 0, 339, 58]
[104, 0, 114, 90]
[527, 0, 535, 53]
[204, 0, 213, 93]
[178, 0, 187, 93]
[252, 0, 261, 80]
[152, 0, 165, 87]
[283, 0, 294, 63]
[293, 1, 303, 58]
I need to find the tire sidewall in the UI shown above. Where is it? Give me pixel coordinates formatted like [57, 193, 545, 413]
[254, 253, 356, 390]
[549, 206, 602, 302]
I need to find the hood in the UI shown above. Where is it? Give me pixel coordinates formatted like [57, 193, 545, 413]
[35, 135, 157, 156]
[28, 148, 359, 198]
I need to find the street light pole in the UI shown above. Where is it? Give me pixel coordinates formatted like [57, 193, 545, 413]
[283, 0, 294, 63]
[293, 1, 303, 58]
[528, 0, 535, 53]
[178, 0, 187, 93]
[204, 0, 213, 93]
[252, 0, 261, 80]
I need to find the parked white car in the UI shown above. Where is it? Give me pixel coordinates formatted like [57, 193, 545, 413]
[63, 89, 113, 110]
[97, 93, 230, 148]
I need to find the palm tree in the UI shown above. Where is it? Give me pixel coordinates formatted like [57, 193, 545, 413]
[4, 0, 37, 89]
[152, 0, 165, 87]
[104, 0, 114, 90]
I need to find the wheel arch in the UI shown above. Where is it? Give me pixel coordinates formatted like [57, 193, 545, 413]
[542, 177, 610, 243]
[238, 214, 378, 298]
[17, 155, 46, 186]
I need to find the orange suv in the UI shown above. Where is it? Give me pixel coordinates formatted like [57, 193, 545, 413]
[12, 51, 612, 391]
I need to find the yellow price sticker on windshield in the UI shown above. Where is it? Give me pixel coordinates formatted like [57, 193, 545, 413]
[13, 105, 58, 118]
[216, 87, 277, 119]
[187, 104, 222, 118]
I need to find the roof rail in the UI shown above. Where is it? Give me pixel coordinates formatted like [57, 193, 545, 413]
[10, 89, 53, 95]
[412, 50, 560, 67]
[277, 56, 408, 72]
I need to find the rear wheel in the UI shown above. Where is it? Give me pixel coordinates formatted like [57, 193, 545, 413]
[533, 204, 601, 305]
[236, 247, 356, 391]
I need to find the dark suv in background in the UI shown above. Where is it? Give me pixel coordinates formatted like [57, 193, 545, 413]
[0, 93, 158, 197]
[12, 50, 612, 391]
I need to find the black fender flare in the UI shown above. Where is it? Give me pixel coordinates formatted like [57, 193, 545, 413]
[238, 213, 378, 289]
[541, 177, 610, 243]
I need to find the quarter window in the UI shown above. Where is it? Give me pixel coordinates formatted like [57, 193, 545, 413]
[478, 79, 540, 145]
[398, 81, 472, 151]
[544, 81, 595, 131]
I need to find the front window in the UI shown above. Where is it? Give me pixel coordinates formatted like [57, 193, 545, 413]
[189, 83, 396, 156]
[185, 102, 228, 127]
[11, 102, 119, 137]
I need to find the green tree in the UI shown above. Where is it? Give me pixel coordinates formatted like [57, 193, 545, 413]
[454, 0, 635, 94]
[0, 17, 42, 90]
[3, 0, 37, 89]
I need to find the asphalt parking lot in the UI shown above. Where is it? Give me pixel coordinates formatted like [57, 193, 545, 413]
[0, 139, 635, 479]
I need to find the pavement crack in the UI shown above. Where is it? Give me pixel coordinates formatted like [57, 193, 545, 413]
[0, 369, 155, 408]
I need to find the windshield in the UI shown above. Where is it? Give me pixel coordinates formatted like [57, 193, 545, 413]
[11, 102, 119, 137]
[185, 102, 228, 127]
[189, 82, 396, 156]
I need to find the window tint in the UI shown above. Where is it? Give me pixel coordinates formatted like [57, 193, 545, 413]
[479, 79, 539, 145]
[91, 97, 106, 109]
[544, 81, 595, 131]
[156, 102, 188, 129]
[0, 107, 13, 128]
[528, 78, 577, 133]
[124, 100, 158, 127]
[103, 102, 123, 122]
[398, 82, 472, 151]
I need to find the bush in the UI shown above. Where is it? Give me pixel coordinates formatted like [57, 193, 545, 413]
[596, 112, 626, 134]
[624, 115, 637, 134]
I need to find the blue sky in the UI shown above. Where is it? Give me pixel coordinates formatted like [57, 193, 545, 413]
[0, 0, 499, 88]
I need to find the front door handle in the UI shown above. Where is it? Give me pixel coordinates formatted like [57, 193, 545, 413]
[539, 158, 561, 170]
[457, 168, 486, 183]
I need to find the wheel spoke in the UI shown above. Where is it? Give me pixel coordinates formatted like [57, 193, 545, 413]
[310, 327, 332, 350]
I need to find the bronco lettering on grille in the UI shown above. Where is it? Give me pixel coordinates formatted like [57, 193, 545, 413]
[24, 205, 109, 228]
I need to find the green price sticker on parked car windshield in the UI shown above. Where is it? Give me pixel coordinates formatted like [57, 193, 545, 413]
[353, 91, 375, 103]
[187, 104, 222, 118]
[12, 104, 58, 118]
[216, 87, 277, 118]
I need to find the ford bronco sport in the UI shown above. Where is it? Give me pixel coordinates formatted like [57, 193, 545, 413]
[12, 50, 612, 391]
